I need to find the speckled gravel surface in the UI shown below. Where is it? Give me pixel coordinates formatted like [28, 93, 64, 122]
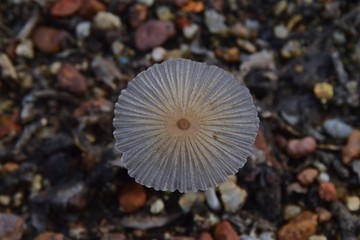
[0, 0, 360, 239]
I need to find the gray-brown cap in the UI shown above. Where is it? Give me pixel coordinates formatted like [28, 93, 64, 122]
[113, 58, 259, 192]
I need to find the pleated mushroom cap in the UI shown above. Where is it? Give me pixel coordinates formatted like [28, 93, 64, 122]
[113, 58, 259, 192]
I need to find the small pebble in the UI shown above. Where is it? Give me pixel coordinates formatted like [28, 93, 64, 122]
[313, 82, 334, 102]
[0, 53, 17, 79]
[345, 195, 360, 212]
[50, 61, 62, 75]
[15, 39, 34, 59]
[219, 180, 247, 213]
[318, 182, 337, 201]
[333, 31, 346, 44]
[93, 11, 121, 31]
[205, 10, 227, 34]
[278, 211, 318, 240]
[316, 207, 332, 222]
[50, 0, 81, 17]
[32, 27, 66, 54]
[318, 172, 330, 183]
[0, 195, 11, 206]
[274, 24, 288, 39]
[151, 47, 167, 62]
[287, 136, 317, 158]
[181, 1, 204, 12]
[78, 0, 106, 19]
[112, 41, 125, 55]
[284, 204, 302, 221]
[172, 0, 188, 7]
[215, 221, 240, 240]
[230, 23, 250, 38]
[323, 119, 353, 139]
[34, 232, 64, 240]
[245, 19, 260, 33]
[178, 192, 205, 213]
[118, 182, 147, 213]
[215, 47, 240, 62]
[183, 23, 199, 39]
[280, 40, 302, 59]
[0, 213, 24, 240]
[57, 63, 87, 95]
[32, 174, 42, 192]
[274, 0, 288, 16]
[198, 232, 213, 240]
[13, 192, 23, 207]
[309, 235, 327, 240]
[240, 235, 254, 240]
[135, 20, 175, 51]
[259, 232, 276, 240]
[236, 39, 256, 53]
[287, 182, 307, 194]
[138, 0, 154, 6]
[297, 168, 319, 186]
[156, 6, 174, 20]
[342, 130, 360, 164]
[313, 161, 327, 172]
[150, 198, 165, 214]
[129, 4, 148, 28]
[76, 21, 91, 39]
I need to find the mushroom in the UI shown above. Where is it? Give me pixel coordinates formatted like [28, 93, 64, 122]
[113, 58, 259, 208]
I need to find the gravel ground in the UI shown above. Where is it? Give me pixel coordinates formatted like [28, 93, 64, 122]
[0, 0, 360, 239]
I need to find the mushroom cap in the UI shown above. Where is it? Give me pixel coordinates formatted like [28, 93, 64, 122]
[113, 58, 259, 192]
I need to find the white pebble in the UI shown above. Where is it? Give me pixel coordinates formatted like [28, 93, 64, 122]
[183, 23, 199, 39]
[50, 62, 62, 75]
[93, 11, 121, 31]
[156, 6, 174, 20]
[138, 0, 154, 6]
[178, 192, 205, 213]
[32, 174, 42, 192]
[76, 21, 91, 39]
[219, 180, 247, 212]
[151, 47, 167, 62]
[205, 10, 228, 34]
[259, 232, 276, 240]
[112, 41, 125, 55]
[274, 24, 289, 39]
[313, 161, 327, 172]
[0, 195, 11, 206]
[0, 54, 17, 79]
[346, 196, 360, 212]
[318, 172, 330, 183]
[284, 204, 301, 220]
[309, 235, 327, 240]
[150, 198, 165, 214]
[16, 39, 34, 59]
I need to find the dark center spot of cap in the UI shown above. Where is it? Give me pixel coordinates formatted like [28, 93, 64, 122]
[177, 118, 190, 130]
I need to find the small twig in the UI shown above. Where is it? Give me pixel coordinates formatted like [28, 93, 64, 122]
[17, 8, 40, 40]
[12, 118, 47, 156]
[0, 21, 13, 37]
[317, 144, 342, 151]
[331, 50, 348, 84]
